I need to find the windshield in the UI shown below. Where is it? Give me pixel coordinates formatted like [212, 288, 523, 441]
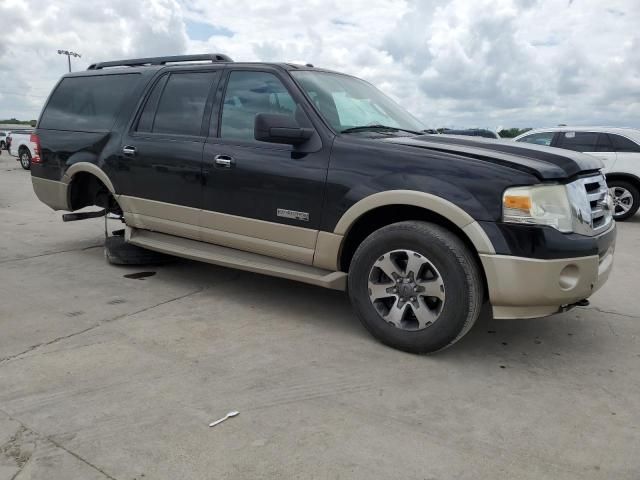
[291, 71, 425, 133]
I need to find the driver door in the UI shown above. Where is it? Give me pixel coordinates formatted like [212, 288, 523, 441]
[201, 68, 331, 264]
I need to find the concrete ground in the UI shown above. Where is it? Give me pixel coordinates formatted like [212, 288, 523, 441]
[0, 152, 638, 480]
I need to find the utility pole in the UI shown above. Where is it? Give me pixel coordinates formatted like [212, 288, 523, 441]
[57, 50, 81, 72]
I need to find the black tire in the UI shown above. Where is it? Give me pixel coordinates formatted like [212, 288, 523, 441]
[348, 221, 483, 354]
[608, 180, 640, 221]
[0, 141, 5, 150]
[19, 149, 31, 170]
[104, 235, 174, 266]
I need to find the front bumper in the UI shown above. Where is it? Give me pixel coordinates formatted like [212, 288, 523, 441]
[481, 224, 616, 319]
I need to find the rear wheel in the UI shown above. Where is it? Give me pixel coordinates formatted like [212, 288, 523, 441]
[348, 221, 483, 354]
[19, 149, 31, 170]
[608, 180, 640, 221]
[0, 141, 5, 150]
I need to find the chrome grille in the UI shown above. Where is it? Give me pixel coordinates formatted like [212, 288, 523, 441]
[567, 174, 613, 236]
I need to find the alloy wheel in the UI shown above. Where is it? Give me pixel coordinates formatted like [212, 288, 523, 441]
[367, 249, 445, 331]
[609, 186, 633, 217]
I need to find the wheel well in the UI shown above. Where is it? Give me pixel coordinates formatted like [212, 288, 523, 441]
[606, 173, 640, 190]
[338, 205, 488, 297]
[68, 172, 121, 214]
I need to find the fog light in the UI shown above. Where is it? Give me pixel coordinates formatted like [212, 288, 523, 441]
[559, 264, 579, 290]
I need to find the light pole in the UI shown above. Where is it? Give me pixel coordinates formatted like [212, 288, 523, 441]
[57, 50, 81, 72]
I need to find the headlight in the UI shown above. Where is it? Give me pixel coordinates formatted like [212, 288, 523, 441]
[503, 185, 573, 232]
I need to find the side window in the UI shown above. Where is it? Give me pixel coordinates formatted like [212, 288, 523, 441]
[136, 76, 168, 133]
[39, 74, 141, 131]
[557, 131, 599, 152]
[220, 71, 297, 142]
[152, 72, 216, 136]
[595, 134, 613, 152]
[517, 132, 554, 146]
[610, 134, 640, 153]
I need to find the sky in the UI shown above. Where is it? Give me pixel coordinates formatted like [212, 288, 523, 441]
[0, 0, 638, 129]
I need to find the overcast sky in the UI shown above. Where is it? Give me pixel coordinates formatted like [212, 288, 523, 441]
[0, 0, 638, 129]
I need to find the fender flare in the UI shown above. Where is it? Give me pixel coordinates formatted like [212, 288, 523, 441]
[62, 162, 116, 194]
[335, 189, 494, 260]
[314, 190, 496, 271]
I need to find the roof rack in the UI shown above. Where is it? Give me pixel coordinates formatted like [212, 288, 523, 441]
[87, 53, 233, 70]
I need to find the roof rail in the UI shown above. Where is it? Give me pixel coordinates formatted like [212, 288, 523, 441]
[87, 53, 233, 70]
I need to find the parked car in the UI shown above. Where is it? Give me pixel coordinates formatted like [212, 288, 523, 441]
[0, 131, 9, 150]
[441, 128, 501, 139]
[514, 127, 640, 220]
[7, 129, 36, 169]
[30, 54, 615, 353]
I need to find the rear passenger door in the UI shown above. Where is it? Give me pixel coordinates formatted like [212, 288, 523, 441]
[554, 131, 617, 171]
[118, 70, 220, 232]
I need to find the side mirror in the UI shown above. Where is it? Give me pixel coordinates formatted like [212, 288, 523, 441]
[254, 113, 314, 145]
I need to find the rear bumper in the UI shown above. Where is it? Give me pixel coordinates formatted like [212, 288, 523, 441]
[481, 226, 616, 319]
[31, 177, 69, 211]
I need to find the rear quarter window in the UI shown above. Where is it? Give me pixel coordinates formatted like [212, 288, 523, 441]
[610, 134, 640, 153]
[39, 74, 140, 131]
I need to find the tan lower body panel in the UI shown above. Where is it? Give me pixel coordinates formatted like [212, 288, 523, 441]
[119, 195, 319, 265]
[126, 227, 346, 290]
[31, 177, 69, 211]
[482, 249, 614, 319]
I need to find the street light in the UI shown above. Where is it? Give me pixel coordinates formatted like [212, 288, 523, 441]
[57, 50, 81, 72]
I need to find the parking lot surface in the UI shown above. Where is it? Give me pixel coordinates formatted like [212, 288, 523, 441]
[0, 153, 639, 479]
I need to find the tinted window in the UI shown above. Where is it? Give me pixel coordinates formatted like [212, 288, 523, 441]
[40, 74, 140, 131]
[595, 134, 613, 152]
[610, 134, 640, 153]
[557, 131, 599, 152]
[517, 132, 554, 146]
[153, 72, 216, 136]
[220, 71, 297, 141]
[136, 76, 168, 133]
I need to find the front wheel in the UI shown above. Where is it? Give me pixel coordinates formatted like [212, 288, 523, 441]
[608, 180, 640, 221]
[19, 150, 31, 170]
[348, 221, 483, 354]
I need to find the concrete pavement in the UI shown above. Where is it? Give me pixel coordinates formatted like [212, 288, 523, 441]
[0, 152, 638, 479]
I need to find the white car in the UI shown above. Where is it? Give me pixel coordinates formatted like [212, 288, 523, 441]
[514, 127, 640, 220]
[0, 131, 9, 150]
[7, 129, 36, 170]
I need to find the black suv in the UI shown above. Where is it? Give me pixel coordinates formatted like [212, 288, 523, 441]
[31, 54, 616, 353]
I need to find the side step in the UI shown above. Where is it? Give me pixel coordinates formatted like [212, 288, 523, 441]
[126, 227, 347, 291]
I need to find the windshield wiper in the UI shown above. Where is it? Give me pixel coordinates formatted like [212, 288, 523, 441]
[340, 125, 423, 135]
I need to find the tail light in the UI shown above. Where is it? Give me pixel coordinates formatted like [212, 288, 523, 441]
[30, 133, 42, 163]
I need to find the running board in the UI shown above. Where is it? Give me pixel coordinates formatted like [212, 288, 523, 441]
[125, 227, 347, 291]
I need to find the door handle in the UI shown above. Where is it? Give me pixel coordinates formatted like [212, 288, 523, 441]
[214, 154, 235, 168]
[122, 145, 137, 157]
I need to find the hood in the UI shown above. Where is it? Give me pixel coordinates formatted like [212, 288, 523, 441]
[382, 134, 603, 180]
